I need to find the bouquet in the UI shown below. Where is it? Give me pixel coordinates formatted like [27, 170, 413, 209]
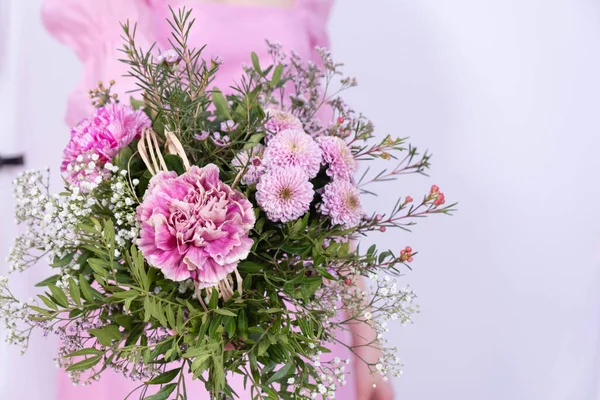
[1, 9, 454, 400]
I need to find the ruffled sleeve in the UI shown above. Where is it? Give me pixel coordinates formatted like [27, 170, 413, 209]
[298, 0, 334, 60]
[41, 0, 153, 126]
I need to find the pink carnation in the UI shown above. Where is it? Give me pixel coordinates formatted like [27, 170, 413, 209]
[263, 129, 322, 178]
[256, 167, 314, 223]
[320, 180, 363, 228]
[317, 136, 356, 181]
[137, 164, 255, 288]
[231, 144, 266, 185]
[61, 103, 151, 186]
[264, 109, 303, 134]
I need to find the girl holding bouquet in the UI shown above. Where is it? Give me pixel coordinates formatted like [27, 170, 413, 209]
[42, 1, 394, 399]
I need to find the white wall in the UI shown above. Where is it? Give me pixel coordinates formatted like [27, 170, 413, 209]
[0, 0, 78, 398]
[2, 1, 600, 399]
[329, 1, 600, 399]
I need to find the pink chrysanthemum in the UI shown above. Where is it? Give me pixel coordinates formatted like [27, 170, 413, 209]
[137, 164, 255, 288]
[320, 180, 364, 228]
[232, 144, 266, 185]
[317, 136, 356, 181]
[264, 109, 303, 134]
[256, 167, 314, 223]
[61, 103, 151, 186]
[263, 129, 322, 178]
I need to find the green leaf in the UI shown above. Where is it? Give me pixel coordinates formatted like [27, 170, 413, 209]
[209, 288, 219, 310]
[315, 266, 336, 281]
[68, 278, 81, 306]
[130, 97, 145, 110]
[34, 274, 61, 288]
[289, 215, 308, 237]
[281, 242, 312, 256]
[29, 305, 52, 316]
[237, 309, 248, 339]
[367, 244, 377, 257]
[266, 363, 294, 385]
[93, 273, 106, 286]
[163, 154, 185, 175]
[155, 301, 168, 327]
[65, 355, 102, 372]
[103, 219, 115, 257]
[224, 316, 236, 338]
[176, 307, 184, 331]
[242, 133, 265, 150]
[254, 218, 265, 233]
[48, 284, 69, 308]
[81, 245, 108, 258]
[297, 318, 312, 338]
[378, 250, 392, 264]
[238, 261, 264, 273]
[89, 325, 122, 346]
[300, 277, 323, 302]
[214, 309, 237, 317]
[115, 314, 134, 330]
[88, 258, 109, 277]
[124, 296, 135, 312]
[189, 353, 212, 376]
[166, 305, 176, 329]
[111, 290, 139, 299]
[143, 383, 177, 400]
[64, 348, 104, 357]
[257, 308, 283, 314]
[262, 65, 274, 76]
[68, 308, 83, 318]
[79, 278, 95, 302]
[257, 339, 270, 356]
[37, 294, 58, 310]
[212, 89, 231, 119]
[208, 316, 223, 337]
[251, 52, 262, 75]
[270, 64, 284, 87]
[50, 253, 74, 268]
[146, 368, 180, 385]
[144, 296, 152, 322]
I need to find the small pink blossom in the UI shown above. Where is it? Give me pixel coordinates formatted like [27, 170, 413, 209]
[232, 144, 266, 185]
[137, 164, 255, 288]
[320, 180, 363, 228]
[211, 132, 230, 147]
[61, 103, 151, 186]
[220, 120, 238, 132]
[256, 167, 314, 223]
[157, 49, 181, 65]
[317, 136, 356, 181]
[211, 54, 223, 65]
[264, 109, 303, 134]
[263, 129, 322, 178]
[194, 131, 210, 141]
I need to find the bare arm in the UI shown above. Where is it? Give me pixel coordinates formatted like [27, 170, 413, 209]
[350, 277, 395, 400]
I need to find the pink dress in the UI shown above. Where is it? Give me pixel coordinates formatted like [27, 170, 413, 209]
[42, 1, 356, 399]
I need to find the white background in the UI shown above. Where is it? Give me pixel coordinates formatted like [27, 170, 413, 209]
[2, 1, 600, 399]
